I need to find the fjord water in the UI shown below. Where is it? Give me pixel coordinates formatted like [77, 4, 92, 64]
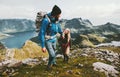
[0, 31, 37, 48]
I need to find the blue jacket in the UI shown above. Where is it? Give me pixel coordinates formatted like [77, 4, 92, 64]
[38, 13, 62, 48]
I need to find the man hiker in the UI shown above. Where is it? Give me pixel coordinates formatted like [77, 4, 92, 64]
[38, 5, 63, 70]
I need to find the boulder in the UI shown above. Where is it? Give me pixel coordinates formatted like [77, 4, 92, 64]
[93, 62, 119, 77]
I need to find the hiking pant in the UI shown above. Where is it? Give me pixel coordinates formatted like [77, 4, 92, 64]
[46, 41, 56, 66]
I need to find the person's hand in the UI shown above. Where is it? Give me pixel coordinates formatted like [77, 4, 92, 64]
[61, 35, 64, 39]
[56, 33, 60, 37]
[45, 35, 51, 40]
[42, 47, 46, 53]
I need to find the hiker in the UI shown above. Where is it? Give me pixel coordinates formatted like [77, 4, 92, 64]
[59, 28, 71, 62]
[38, 5, 62, 70]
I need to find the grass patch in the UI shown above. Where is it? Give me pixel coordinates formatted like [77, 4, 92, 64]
[13, 51, 106, 77]
[0, 49, 6, 61]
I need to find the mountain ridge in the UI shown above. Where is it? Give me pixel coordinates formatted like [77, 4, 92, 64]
[0, 19, 35, 33]
[0, 18, 120, 35]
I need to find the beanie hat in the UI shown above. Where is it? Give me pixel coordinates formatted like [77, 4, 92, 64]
[51, 5, 61, 16]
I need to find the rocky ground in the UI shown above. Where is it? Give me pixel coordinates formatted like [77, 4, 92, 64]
[0, 41, 119, 77]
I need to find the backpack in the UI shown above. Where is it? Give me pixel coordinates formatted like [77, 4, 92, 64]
[35, 11, 51, 32]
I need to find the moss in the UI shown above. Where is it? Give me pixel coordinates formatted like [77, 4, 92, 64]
[81, 40, 95, 48]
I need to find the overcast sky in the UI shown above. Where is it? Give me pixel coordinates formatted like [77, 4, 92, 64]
[0, 0, 120, 25]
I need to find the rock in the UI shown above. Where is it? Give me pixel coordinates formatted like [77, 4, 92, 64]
[56, 54, 63, 58]
[0, 42, 5, 49]
[41, 57, 48, 62]
[81, 53, 88, 57]
[0, 40, 49, 75]
[80, 48, 120, 66]
[0, 59, 22, 68]
[75, 71, 81, 75]
[93, 62, 119, 77]
[7, 60, 22, 68]
[75, 63, 84, 68]
[22, 58, 40, 66]
[2, 68, 17, 76]
[5, 49, 15, 59]
[67, 70, 73, 74]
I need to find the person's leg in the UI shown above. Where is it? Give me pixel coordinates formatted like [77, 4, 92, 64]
[61, 45, 66, 62]
[52, 41, 57, 65]
[63, 54, 66, 62]
[46, 41, 56, 67]
[65, 46, 70, 62]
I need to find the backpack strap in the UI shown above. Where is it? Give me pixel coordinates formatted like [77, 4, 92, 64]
[44, 14, 51, 36]
[44, 14, 51, 24]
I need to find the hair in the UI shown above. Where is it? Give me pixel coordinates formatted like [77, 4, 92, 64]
[63, 28, 71, 42]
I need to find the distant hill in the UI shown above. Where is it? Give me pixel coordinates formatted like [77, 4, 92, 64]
[60, 18, 93, 34]
[1, 18, 119, 35]
[65, 18, 93, 29]
[94, 22, 120, 35]
[60, 18, 120, 36]
[0, 19, 35, 33]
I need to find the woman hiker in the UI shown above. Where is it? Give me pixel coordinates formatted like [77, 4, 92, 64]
[59, 28, 71, 63]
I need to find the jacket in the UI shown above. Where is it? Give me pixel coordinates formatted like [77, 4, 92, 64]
[38, 13, 62, 48]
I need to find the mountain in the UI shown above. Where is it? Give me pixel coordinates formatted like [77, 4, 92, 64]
[94, 22, 120, 35]
[1, 18, 119, 35]
[60, 18, 120, 35]
[60, 18, 95, 38]
[0, 19, 35, 33]
[64, 18, 93, 29]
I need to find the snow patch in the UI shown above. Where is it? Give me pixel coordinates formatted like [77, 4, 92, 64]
[96, 41, 120, 47]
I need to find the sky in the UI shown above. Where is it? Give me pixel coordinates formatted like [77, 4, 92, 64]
[0, 0, 120, 25]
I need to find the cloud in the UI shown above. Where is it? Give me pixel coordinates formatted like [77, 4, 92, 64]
[0, 4, 36, 19]
[0, 0, 120, 25]
[63, 3, 119, 18]
[61, 3, 120, 25]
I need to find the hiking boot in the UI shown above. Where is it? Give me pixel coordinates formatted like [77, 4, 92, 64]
[63, 55, 69, 63]
[46, 65, 52, 71]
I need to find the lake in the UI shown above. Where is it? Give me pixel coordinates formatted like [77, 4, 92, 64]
[96, 41, 120, 47]
[0, 31, 37, 48]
